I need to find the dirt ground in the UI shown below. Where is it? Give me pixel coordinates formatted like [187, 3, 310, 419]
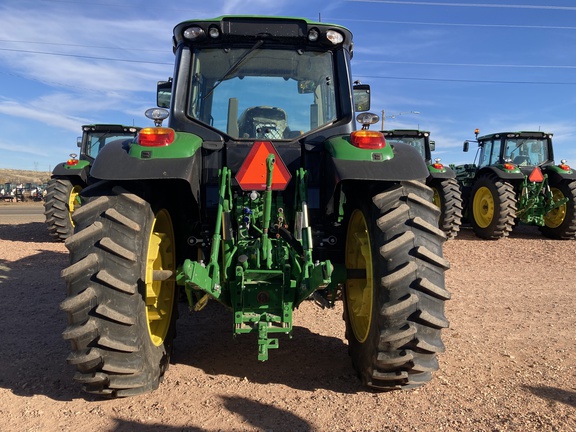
[0, 202, 575, 432]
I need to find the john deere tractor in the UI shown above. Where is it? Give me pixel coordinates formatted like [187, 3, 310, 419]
[60, 16, 450, 398]
[382, 129, 463, 239]
[44, 124, 141, 241]
[454, 129, 576, 239]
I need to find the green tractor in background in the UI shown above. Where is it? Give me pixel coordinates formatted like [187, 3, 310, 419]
[60, 16, 450, 398]
[453, 129, 576, 239]
[382, 129, 463, 239]
[44, 124, 140, 241]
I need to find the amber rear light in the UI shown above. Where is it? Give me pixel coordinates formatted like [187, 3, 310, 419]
[350, 130, 386, 149]
[138, 127, 175, 147]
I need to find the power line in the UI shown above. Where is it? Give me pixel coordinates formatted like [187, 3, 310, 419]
[327, 18, 576, 30]
[0, 39, 167, 53]
[356, 74, 576, 85]
[356, 60, 576, 69]
[346, 0, 576, 11]
[0, 47, 172, 65]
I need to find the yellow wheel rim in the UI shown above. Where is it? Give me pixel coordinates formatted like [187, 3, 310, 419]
[68, 185, 83, 227]
[145, 209, 176, 346]
[431, 187, 441, 208]
[473, 186, 494, 229]
[544, 187, 566, 228]
[345, 209, 373, 343]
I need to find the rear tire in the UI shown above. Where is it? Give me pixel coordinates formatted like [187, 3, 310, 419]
[343, 181, 450, 390]
[470, 174, 516, 239]
[44, 177, 83, 241]
[539, 180, 576, 239]
[428, 177, 463, 240]
[60, 185, 177, 397]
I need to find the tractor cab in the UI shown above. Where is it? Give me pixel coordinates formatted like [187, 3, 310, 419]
[79, 124, 141, 161]
[382, 129, 432, 162]
[469, 131, 553, 173]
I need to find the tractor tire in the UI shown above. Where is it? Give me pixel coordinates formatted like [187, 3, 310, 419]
[44, 177, 84, 241]
[60, 185, 178, 398]
[428, 177, 463, 240]
[343, 180, 450, 390]
[539, 180, 576, 239]
[469, 173, 516, 239]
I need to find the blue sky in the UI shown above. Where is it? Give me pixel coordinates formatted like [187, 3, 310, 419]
[1, 0, 576, 172]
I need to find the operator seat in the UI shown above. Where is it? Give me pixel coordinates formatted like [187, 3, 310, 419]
[238, 106, 288, 139]
[513, 155, 530, 166]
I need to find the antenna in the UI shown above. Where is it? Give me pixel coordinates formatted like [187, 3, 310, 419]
[318, 12, 321, 22]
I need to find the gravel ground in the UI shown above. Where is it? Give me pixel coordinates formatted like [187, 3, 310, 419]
[0, 203, 575, 431]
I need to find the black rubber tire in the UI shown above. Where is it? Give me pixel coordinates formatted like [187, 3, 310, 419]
[469, 173, 516, 239]
[428, 177, 463, 240]
[44, 177, 83, 241]
[60, 185, 177, 398]
[343, 180, 450, 390]
[539, 180, 576, 239]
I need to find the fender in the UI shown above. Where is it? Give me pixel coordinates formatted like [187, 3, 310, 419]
[545, 166, 576, 183]
[327, 142, 429, 183]
[51, 162, 90, 184]
[480, 166, 525, 181]
[90, 139, 202, 202]
[427, 166, 456, 180]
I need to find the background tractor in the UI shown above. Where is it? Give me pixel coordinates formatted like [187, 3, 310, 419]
[453, 129, 576, 239]
[382, 129, 463, 239]
[60, 16, 450, 398]
[44, 124, 140, 241]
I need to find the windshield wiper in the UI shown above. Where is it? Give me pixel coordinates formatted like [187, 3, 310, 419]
[202, 39, 264, 100]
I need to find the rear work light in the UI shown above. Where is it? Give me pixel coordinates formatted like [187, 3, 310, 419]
[138, 127, 175, 147]
[326, 30, 344, 45]
[559, 159, 571, 171]
[350, 130, 386, 149]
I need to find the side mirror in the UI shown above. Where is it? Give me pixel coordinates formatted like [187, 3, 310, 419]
[463, 140, 469, 152]
[353, 84, 370, 112]
[157, 79, 172, 108]
[76, 136, 82, 148]
[430, 140, 436, 152]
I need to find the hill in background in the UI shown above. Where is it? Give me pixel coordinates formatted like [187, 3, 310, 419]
[0, 168, 51, 186]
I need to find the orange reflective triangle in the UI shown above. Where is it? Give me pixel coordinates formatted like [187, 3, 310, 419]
[236, 141, 292, 191]
[528, 167, 544, 183]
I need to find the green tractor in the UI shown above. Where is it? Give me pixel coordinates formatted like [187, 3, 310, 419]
[454, 129, 576, 239]
[44, 124, 141, 241]
[60, 16, 450, 398]
[382, 129, 463, 239]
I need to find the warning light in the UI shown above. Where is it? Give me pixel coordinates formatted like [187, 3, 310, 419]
[558, 160, 571, 171]
[528, 167, 544, 183]
[138, 127, 175, 147]
[236, 141, 292, 191]
[350, 130, 386, 149]
[66, 153, 79, 166]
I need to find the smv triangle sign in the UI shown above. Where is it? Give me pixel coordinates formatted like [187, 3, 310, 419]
[236, 141, 292, 191]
